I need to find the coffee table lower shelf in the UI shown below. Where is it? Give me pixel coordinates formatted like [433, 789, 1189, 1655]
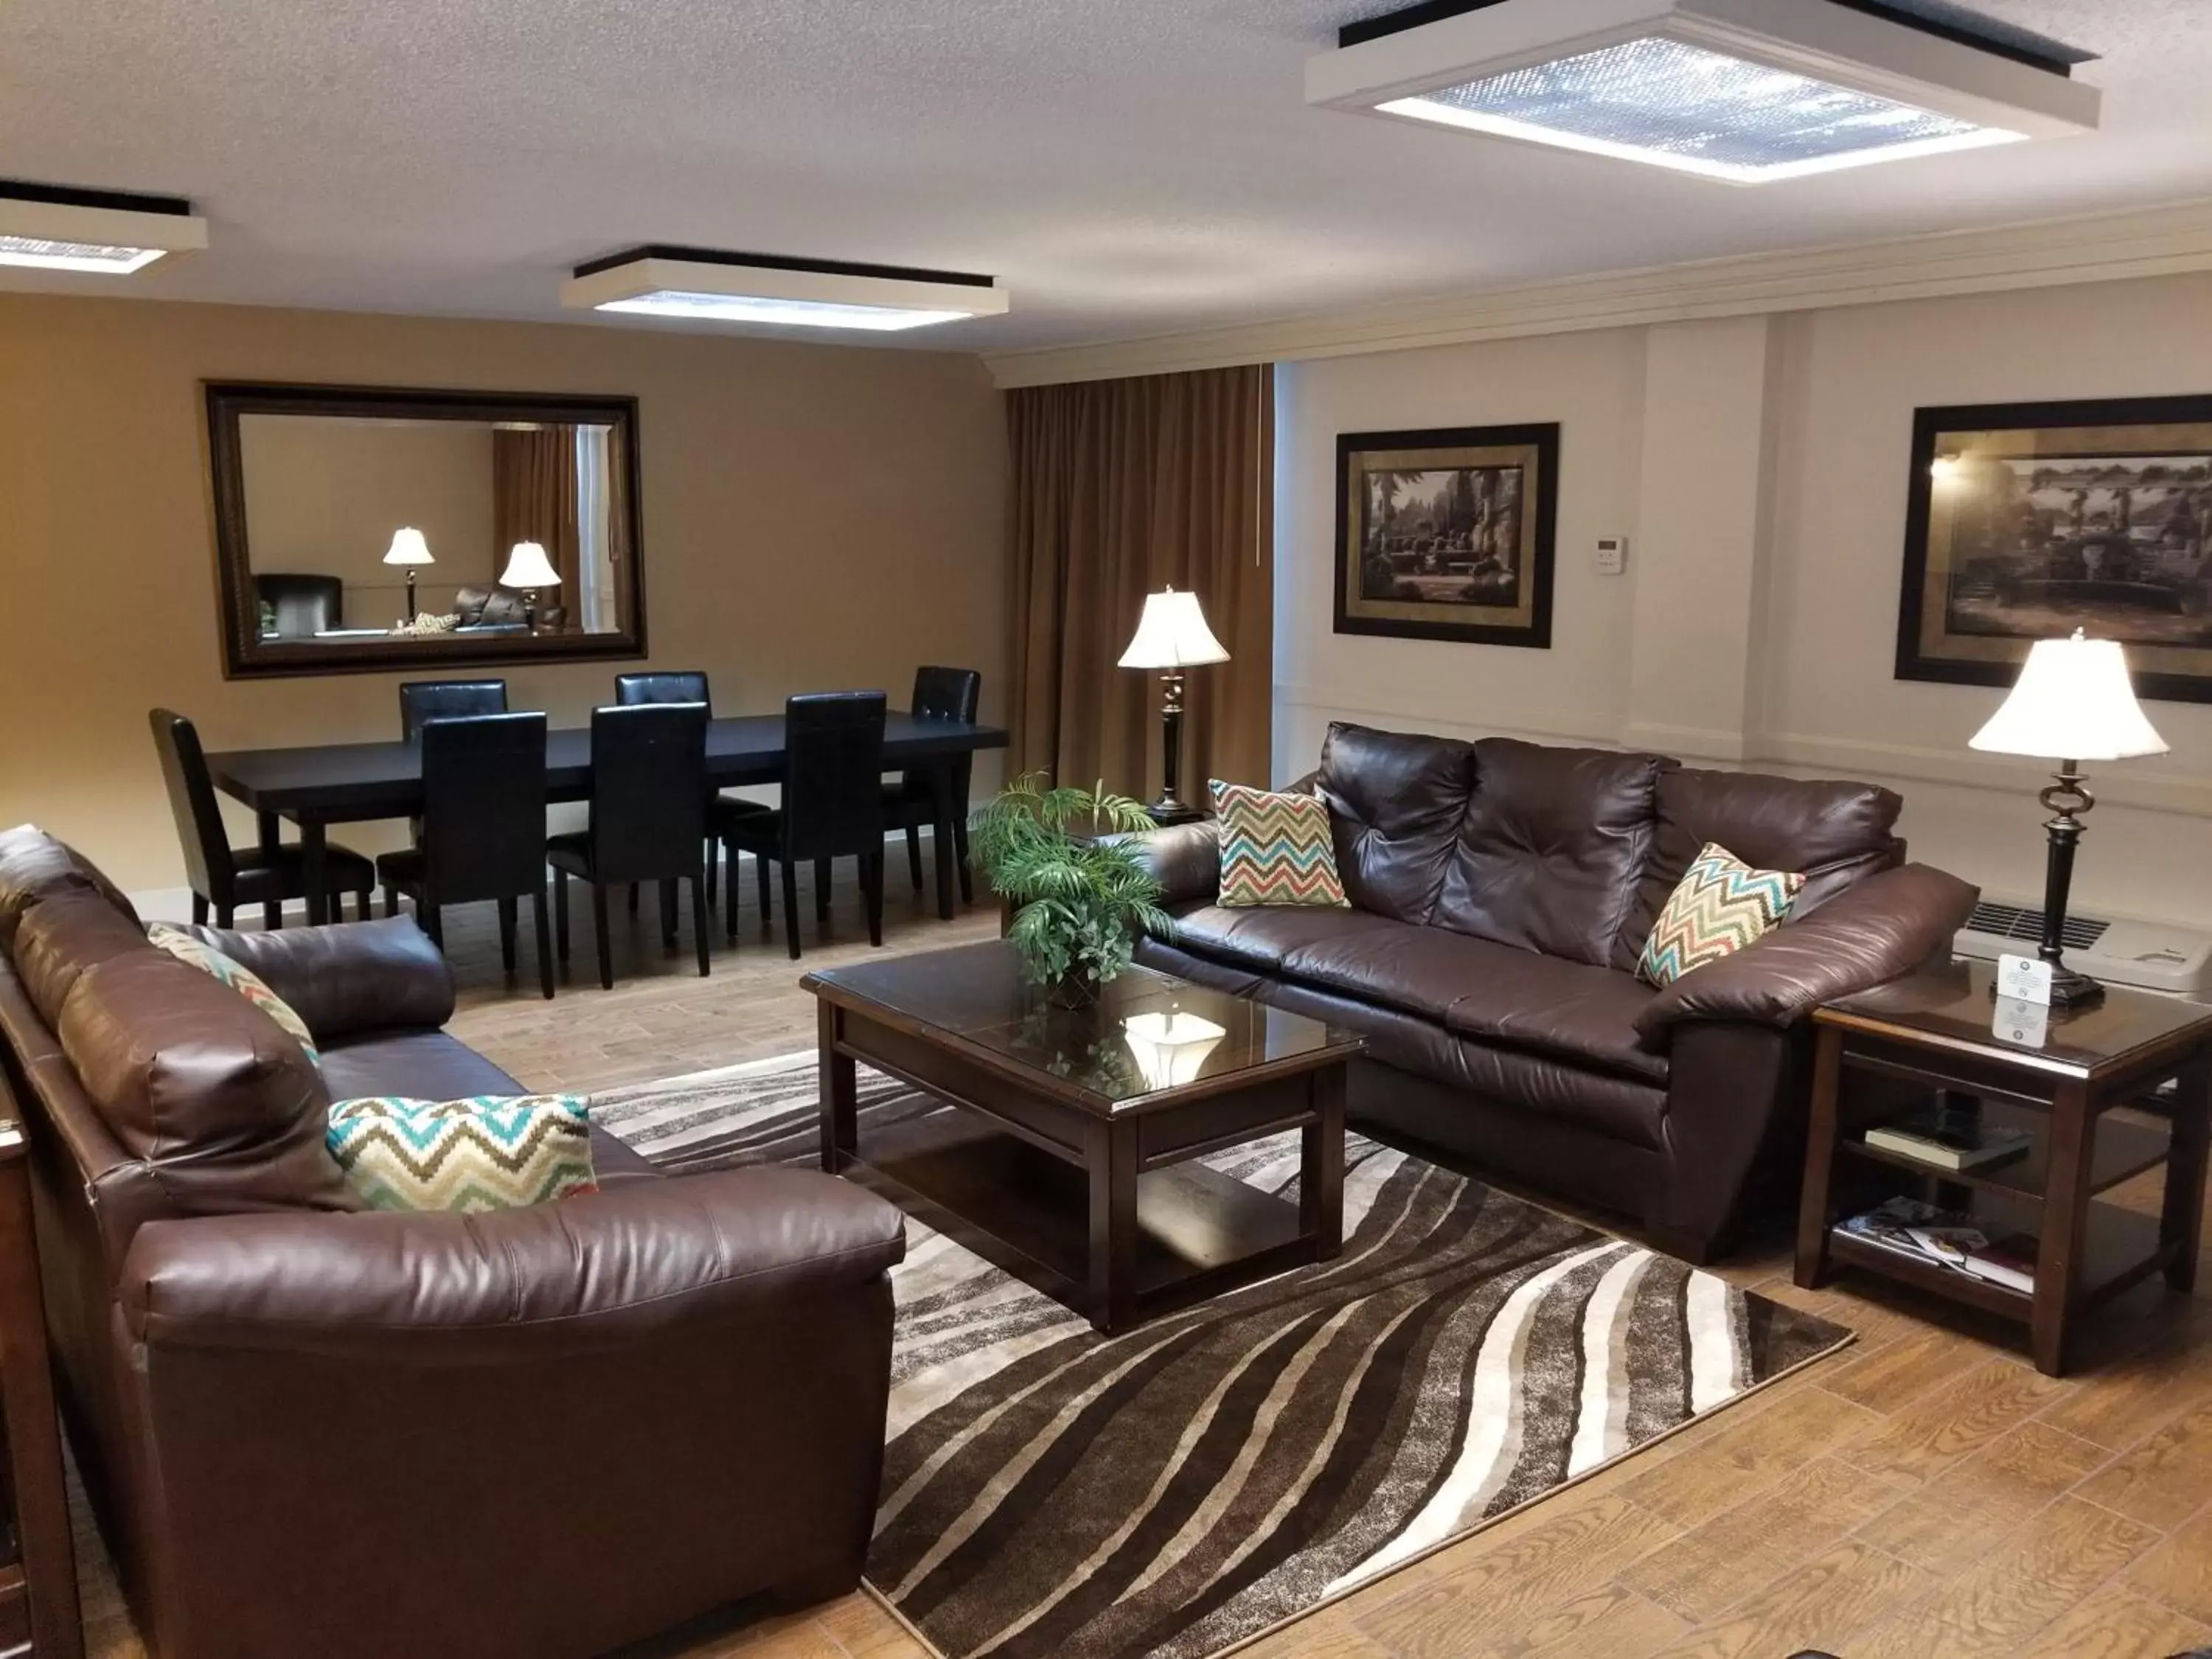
[835, 1111, 1321, 1329]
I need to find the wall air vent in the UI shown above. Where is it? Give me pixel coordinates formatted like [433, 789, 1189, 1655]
[1954, 899, 2212, 1001]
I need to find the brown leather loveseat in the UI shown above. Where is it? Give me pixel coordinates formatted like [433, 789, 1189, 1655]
[1128, 723, 1978, 1261]
[0, 827, 904, 1659]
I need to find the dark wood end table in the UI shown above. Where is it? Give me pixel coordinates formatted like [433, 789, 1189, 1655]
[804, 942, 1362, 1335]
[0, 1116, 81, 1657]
[1796, 960, 2212, 1377]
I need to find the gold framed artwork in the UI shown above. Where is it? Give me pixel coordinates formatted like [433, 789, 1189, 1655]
[1899, 395, 2212, 704]
[1333, 423, 1558, 647]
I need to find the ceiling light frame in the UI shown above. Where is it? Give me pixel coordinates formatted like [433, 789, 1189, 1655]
[0, 181, 207, 273]
[1305, 0, 2101, 184]
[563, 246, 1009, 331]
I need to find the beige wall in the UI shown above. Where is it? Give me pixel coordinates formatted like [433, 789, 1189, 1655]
[0, 295, 1008, 891]
[1277, 271, 2212, 929]
[239, 416, 498, 622]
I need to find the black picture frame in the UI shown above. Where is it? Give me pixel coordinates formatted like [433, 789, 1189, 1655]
[205, 381, 650, 680]
[1898, 394, 2212, 705]
[1332, 422, 1558, 648]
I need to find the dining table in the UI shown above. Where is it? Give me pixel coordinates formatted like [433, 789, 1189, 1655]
[205, 710, 1010, 926]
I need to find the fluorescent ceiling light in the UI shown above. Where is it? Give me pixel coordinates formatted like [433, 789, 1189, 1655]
[1307, 0, 2099, 184]
[564, 247, 1009, 331]
[0, 181, 206, 272]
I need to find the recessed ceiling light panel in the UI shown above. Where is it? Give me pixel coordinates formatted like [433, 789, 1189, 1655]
[563, 247, 1009, 331]
[0, 182, 207, 272]
[1307, 0, 2099, 184]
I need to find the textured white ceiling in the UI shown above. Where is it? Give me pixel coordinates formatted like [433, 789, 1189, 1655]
[1, 0, 2205, 354]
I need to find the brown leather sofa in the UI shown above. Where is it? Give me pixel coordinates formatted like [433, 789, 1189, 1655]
[0, 827, 904, 1659]
[1127, 723, 1978, 1261]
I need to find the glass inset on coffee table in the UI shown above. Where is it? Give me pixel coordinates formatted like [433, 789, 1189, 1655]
[801, 941, 1364, 1334]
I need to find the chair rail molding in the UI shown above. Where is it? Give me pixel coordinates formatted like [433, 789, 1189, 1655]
[990, 196, 2212, 389]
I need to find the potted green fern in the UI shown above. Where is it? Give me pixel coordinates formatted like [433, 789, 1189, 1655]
[970, 773, 1170, 1002]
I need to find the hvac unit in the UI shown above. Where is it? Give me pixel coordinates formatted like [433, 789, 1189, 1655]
[1952, 897, 2212, 1002]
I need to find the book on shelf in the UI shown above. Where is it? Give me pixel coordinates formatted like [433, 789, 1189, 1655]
[1863, 1102, 2033, 1172]
[1837, 1197, 2037, 1293]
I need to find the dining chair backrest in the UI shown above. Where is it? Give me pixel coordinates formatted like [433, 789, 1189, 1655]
[902, 665, 983, 790]
[399, 679, 509, 742]
[614, 671, 710, 709]
[147, 709, 233, 896]
[588, 702, 710, 882]
[420, 713, 549, 903]
[782, 692, 888, 862]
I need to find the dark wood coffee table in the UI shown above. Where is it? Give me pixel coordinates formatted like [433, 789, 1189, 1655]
[802, 942, 1363, 1334]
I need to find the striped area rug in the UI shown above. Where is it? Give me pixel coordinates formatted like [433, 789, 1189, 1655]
[591, 1053, 1850, 1659]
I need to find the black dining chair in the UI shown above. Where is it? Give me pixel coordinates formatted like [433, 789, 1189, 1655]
[398, 679, 509, 740]
[613, 672, 717, 907]
[547, 703, 713, 989]
[374, 713, 554, 998]
[148, 709, 375, 928]
[881, 666, 982, 908]
[716, 692, 886, 961]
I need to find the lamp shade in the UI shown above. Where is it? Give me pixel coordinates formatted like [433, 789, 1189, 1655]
[1969, 632, 2168, 762]
[382, 526, 434, 566]
[1118, 588, 1229, 669]
[498, 541, 562, 589]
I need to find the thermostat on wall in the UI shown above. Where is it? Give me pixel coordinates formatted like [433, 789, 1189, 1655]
[1596, 536, 1628, 575]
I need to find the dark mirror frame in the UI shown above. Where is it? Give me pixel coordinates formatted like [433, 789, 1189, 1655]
[205, 380, 649, 679]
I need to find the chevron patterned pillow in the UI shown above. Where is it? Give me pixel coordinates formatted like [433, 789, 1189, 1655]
[146, 921, 320, 1066]
[326, 1095, 599, 1212]
[1211, 779, 1349, 909]
[1638, 842, 1806, 989]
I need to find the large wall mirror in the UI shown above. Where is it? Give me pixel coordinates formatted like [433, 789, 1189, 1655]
[206, 383, 647, 678]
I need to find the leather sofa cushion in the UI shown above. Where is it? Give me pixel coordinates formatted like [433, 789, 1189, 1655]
[1614, 768, 1904, 972]
[1138, 936, 1669, 1151]
[1161, 902, 1405, 974]
[12, 891, 156, 1028]
[0, 827, 138, 951]
[1315, 723, 1475, 925]
[55, 950, 357, 1218]
[1433, 740, 1669, 967]
[1267, 923, 1666, 1085]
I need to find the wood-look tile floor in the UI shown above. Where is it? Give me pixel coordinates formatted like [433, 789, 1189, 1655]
[82, 861, 2212, 1659]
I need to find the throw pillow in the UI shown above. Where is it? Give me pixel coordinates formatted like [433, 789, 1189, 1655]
[146, 921, 321, 1066]
[1211, 780, 1349, 909]
[326, 1095, 599, 1212]
[1638, 842, 1806, 988]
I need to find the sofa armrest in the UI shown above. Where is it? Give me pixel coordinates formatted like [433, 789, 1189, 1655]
[1636, 863, 1978, 1043]
[187, 914, 455, 1039]
[1110, 820, 1222, 909]
[122, 1166, 906, 1362]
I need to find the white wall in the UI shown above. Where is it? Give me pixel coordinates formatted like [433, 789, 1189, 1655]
[1276, 270, 2212, 929]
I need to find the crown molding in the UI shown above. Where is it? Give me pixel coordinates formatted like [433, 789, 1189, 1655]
[987, 196, 2212, 389]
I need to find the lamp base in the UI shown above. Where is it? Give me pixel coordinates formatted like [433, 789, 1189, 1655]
[2047, 964, 2106, 1009]
[1144, 796, 1206, 828]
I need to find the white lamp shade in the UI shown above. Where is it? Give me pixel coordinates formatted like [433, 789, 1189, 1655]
[1121, 1010, 1226, 1091]
[498, 541, 562, 589]
[382, 527, 434, 567]
[1118, 588, 1229, 669]
[1969, 633, 2169, 763]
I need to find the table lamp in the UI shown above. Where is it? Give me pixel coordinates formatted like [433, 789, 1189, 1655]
[1968, 629, 2168, 1008]
[498, 540, 562, 634]
[383, 527, 434, 622]
[1118, 587, 1228, 825]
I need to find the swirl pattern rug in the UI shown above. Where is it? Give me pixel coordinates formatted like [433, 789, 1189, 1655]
[592, 1051, 1850, 1659]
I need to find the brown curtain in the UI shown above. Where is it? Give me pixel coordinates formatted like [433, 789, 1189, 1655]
[1008, 364, 1273, 804]
[492, 425, 580, 605]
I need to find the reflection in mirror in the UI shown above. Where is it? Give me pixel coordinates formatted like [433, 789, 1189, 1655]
[207, 385, 645, 678]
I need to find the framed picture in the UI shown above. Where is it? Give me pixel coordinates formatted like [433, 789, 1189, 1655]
[1899, 394, 2212, 704]
[1333, 423, 1558, 647]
